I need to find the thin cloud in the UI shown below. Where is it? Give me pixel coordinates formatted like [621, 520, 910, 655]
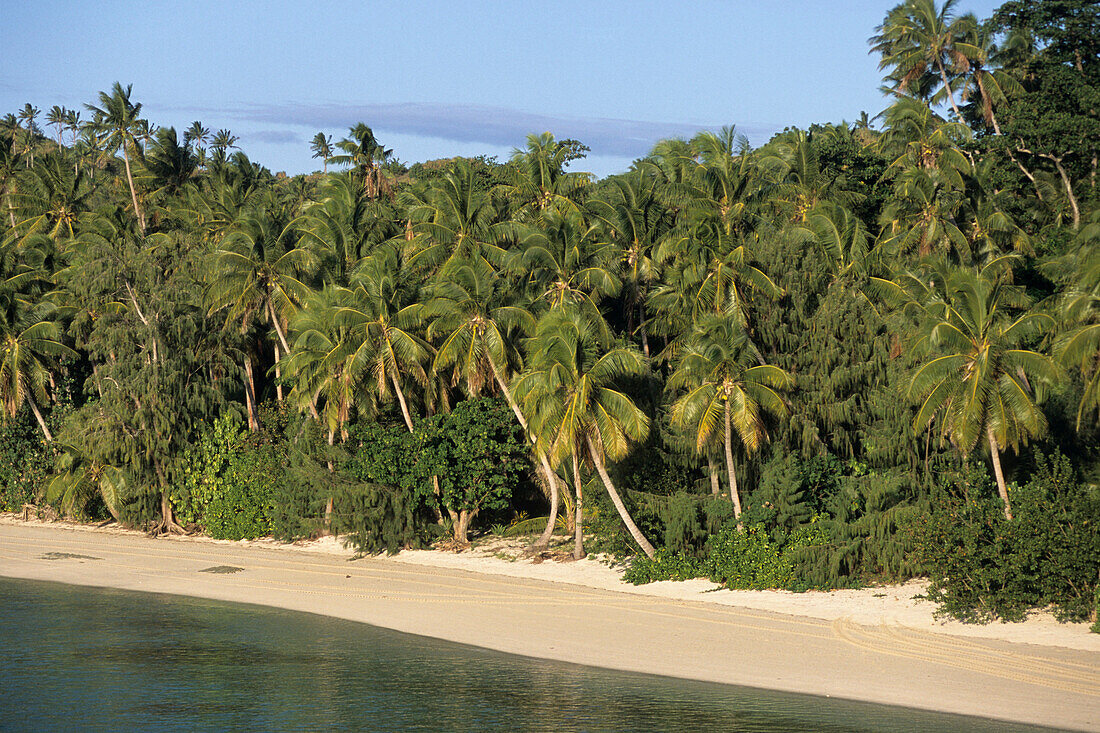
[244, 129, 301, 145]
[172, 101, 774, 159]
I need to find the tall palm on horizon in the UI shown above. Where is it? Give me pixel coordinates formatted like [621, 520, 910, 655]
[870, 0, 980, 120]
[85, 83, 147, 233]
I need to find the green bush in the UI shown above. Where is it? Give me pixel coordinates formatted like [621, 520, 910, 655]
[169, 414, 283, 540]
[623, 547, 703, 584]
[624, 520, 829, 590]
[0, 408, 56, 512]
[911, 456, 1100, 623]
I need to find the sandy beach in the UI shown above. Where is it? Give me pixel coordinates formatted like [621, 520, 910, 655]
[1, 515, 1097, 731]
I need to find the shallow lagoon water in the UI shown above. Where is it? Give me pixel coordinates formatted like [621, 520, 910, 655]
[0, 578, 1067, 732]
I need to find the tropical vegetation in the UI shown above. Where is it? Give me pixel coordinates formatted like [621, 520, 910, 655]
[1, 0, 1097, 623]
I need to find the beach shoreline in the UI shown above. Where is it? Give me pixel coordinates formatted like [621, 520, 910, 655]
[1, 514, 1097, 731]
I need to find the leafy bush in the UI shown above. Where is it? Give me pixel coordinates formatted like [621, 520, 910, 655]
[911, 456, 1100, 623]
[624, 547, 703, 584]
[0, 409, 54, 512]
[625, 520, 829, 590]
[169, 414, 283, 540]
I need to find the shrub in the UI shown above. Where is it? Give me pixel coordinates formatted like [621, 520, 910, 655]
[911, 456, 1100, 623]
[624, 547, 703, 584]
[0, 408, 56, 512]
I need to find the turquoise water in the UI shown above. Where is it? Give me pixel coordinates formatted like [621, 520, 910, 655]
[0, 578, 1066, 732]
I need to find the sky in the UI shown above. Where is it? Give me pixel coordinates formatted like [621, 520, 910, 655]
[0, 0, 1004, 179]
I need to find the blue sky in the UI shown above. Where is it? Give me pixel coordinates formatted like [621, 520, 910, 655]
[1, 0, 1003, 178]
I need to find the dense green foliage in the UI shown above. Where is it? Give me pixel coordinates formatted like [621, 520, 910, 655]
[2, 0, 1097, 624]
[911, 455, 1100, 622]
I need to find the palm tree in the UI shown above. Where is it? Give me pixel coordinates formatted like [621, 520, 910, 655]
[498, 132, 590, 221]
[1054, 219, 1100, 428]
[331, 245, 432, 433]
[515, 307, 656, 558]
[210, 129, 240, 154]
[668, 314, 792, 521]
[870, 0, 980, 120]
[8, 152, 92, 245]
[45, 106, 69, 145]
[330, 123, 392, 199]
[85, 83, 147, 232]
[423, 258, 565, 547]
[404, 159, 509, 273]
[143, 127, 198, 200]
[206, 210, 316, 426]
[310, 133, 334, 173]
[893, 257, 1060, 519]
[588, 171, 670, 355]
[295, 174, 397, 286]
[0, 297, 75, 441]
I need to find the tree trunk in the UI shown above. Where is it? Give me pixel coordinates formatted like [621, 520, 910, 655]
[323, 428, 337, 533]
[267, 299, 293, 356]
[26, 395, 52, 442]
[453, 509, 472, 544]
[273, 341, 283, 402]
[937, 61, 964, 121]
[586, 434, 656, 559]
[243, 357, 259, 431]
[724, 403, 743, 521]
[487, 354, 559, 548]
[987, 427, 1013, 521]
[1047, 155, 1080, 229]
[572, 453, 585, 560]
[390, 372, 415, 432]
[121, 143, 145, 234]
[708, 456, 720, 495]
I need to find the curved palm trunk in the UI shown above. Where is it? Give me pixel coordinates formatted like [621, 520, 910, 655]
[572, 453, 585, 560]
[26, 395, 52, 442]
[987, 427, 1013, 521]
[487, 354, 559, 548]
[586, 435, 656, 559]
[120, 143, 145, 234]
[937, 61, 964, 121]
[390, 372, 415, 433]
[724, 403, 743, 522]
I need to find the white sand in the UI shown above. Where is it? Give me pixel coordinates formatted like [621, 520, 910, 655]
[7, 514, 1097, 653]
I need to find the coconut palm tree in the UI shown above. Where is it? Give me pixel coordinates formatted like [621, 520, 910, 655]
[0, 296, 75, 441]
[45, 106, 69, 145]
[330, 123, 392, 200]
[206, 209, 316, 425]
[422, 257, 565, 546]
[404, 158, 509, 273]
[498, 132, 590, 221]
[85, 83, 147, 232]
[870, 0, 980, 120]
[892, 257, 1060, 519]
[515, 307, 656, 558]
[310, 133, 334, 173]
[667, 314, 792, 521]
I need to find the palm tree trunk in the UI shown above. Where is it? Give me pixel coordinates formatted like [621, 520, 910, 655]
[274, 341, 283, 402]
[120, 143, 145, 234]
[586, 434, 656, 559]
[937, 61, 964, 121]
[724, 403, 743, 521]
[708, 456, 720, 495]
[243, 357, 259, 431]
[987, 427, 1013, 521]
[487, 354, 559, 548]
[390, 372, 415, 433]
[26, 395, 52, 442]
[572, 453, 585, 560]
[267, 299, 293, 356]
